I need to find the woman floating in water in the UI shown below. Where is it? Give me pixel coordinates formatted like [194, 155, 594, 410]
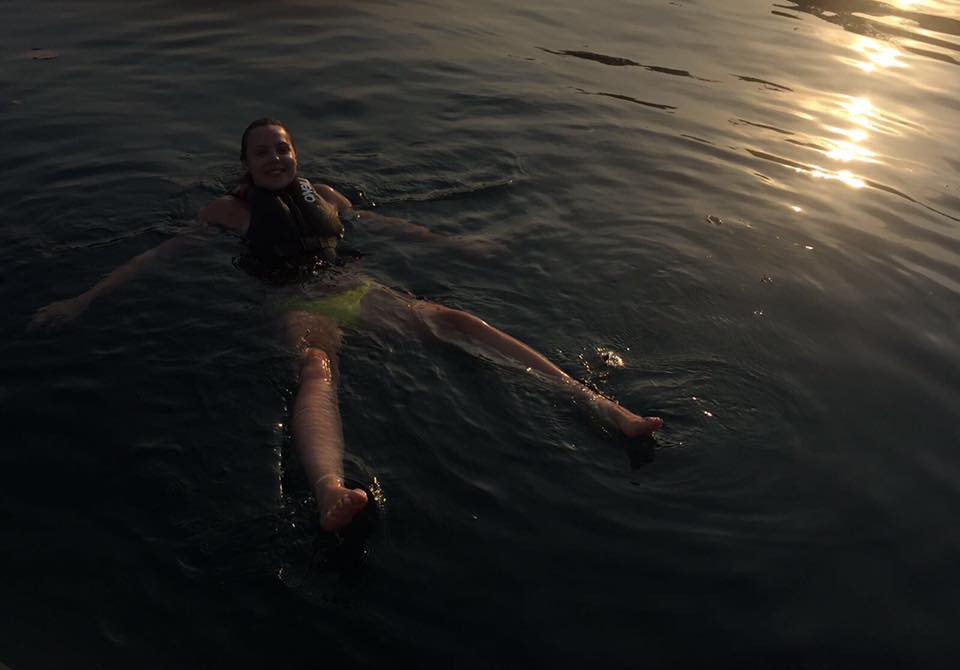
[31, 118, 662, 532]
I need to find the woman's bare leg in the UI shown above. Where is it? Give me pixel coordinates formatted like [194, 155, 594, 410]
[286, 312, 367, 531]
[360, 288, 662, 437]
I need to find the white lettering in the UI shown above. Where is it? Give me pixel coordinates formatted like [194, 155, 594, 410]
[299, 179, 316, 203]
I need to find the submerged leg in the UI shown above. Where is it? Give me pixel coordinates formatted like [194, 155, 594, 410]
[287, 313, 367, 531]
[360, 288, 662, 438]
[418, 303, 662, 436]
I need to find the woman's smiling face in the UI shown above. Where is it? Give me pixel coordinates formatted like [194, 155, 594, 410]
[243, 124, 298, 191]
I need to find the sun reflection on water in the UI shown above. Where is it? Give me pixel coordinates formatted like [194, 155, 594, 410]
[780, 95, 885, 191]
[824, 141, 875, 163]
[795, 31, 916, 191]
[811, 168, 867, 189]
[820, 97, 880, 165]
[736, 0, 953, 212]
[782, 75, 924, 192]
[890, 0, 955, 11]
[845, 35, 908, 72]
[766, 0, 960, 221]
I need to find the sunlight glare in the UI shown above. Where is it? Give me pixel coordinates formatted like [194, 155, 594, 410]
[851, 36, 907, 72]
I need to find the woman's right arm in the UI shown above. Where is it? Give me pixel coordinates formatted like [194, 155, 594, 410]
[29, 197, 248, 331]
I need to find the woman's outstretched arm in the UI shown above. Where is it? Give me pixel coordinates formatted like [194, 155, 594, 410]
[314, 183, 434, 239]
[316, 183, 504, 257]
[30, 195, 249, 331]
[29, 221, 215, 331]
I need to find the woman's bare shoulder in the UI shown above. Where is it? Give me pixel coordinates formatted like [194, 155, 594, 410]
[313, 183, 353, 210]
[199, 195, 250, 233]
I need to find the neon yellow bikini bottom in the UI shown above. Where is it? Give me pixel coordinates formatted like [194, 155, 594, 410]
[280, 281, 373, 329]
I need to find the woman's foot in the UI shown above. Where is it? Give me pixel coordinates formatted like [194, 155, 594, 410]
[316, 477, 369, 532]
[611, 408, 663, 437]
[583, 390, 663, 438]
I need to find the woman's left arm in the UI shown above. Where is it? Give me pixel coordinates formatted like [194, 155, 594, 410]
[315, 183, 505, 257]
[314, 184, 354, 213]
[315, 183, 435, 240]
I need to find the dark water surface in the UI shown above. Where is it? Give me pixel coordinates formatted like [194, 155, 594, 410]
[2, 0, 959, 666]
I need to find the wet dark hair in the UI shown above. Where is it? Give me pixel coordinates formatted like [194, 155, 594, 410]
[240, 117, 294, 162]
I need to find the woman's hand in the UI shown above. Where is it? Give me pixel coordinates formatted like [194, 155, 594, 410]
[29, 294, 92, 331]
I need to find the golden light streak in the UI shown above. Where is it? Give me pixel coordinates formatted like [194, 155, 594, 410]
[809, 168, 867, 189]
[825, 126, 869, 143]
[825, 140, 875, 163]
[844, 96, 874, 123]
[849, 35, 907, 72]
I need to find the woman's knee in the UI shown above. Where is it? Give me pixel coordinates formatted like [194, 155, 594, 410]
[418, 303, 489, 337]
[285, 310, 342, 351]
[300, 347, 334, 383]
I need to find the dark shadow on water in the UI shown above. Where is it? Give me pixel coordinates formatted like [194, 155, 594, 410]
[575, 87, 678, 112]
[538, 47, 718, 81]
[623, 434, 659, 469]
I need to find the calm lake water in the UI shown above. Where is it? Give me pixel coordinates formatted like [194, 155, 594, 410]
[2, 0, 959, 666]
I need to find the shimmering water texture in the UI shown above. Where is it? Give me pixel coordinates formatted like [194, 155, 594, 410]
[2, 0, 959, 667]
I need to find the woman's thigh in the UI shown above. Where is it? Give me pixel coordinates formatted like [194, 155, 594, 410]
[283, 309, 343, 353]
[358, 282, 485, 343]
[357, 283, 424, 335]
